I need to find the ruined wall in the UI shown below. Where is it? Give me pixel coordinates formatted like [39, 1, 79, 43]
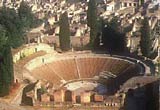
[13, 43, 54, 63]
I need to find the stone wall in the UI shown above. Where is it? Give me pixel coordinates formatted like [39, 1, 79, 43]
[13, 43, 54, 63]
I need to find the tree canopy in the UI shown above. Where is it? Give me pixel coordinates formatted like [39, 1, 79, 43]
[93, 17, 126, 53]
[140, 17, 152, 57]
[0, 26, 14, 96]
[59, 11, 71, 51]
[0, 25, 7, 50]
[87, 0, 98, 46]
[18, 0, 34, 29]
[102, 25, 126, 53]
[18, 1, 42, 29]
[0, 7, 24, 48]
[0, 1, 41, 96]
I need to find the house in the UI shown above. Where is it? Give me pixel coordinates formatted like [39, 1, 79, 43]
[106, 0, 120, 12]
[41, 93, 50, 102]
[53, 87, 73, 103]
[81, 91, 94, 103]
[120, 0, 139, 9]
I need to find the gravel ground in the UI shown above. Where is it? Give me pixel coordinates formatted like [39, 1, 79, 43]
[0, 100, 35, 110]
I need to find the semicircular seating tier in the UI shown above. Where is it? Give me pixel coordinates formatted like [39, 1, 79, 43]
[31, 56, 141, 88]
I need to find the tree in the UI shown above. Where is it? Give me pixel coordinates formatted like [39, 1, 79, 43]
[0, 25, 7, 49]
[87, 0, 98, 46]
[139, 0, 144, 6]
[92, 18, 104, 50]
[0, 26, 14, 96]
[0, 3, 41, 48]
[59, 11, 71, 51]
[0, 6, 24, 48]
[93, 16, 126, 53]
[18, 0, 34, 30]
[108, 16, 120, 31]
[0, 45, 14, 96]
[102, 26, 126, 53]
[140, 17, 152, 57]
[18, 1, 41, 29]
[0, 2, 42, 96]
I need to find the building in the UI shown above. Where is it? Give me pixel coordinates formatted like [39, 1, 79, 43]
[106, 0, 120, 12]
[120, 0, 139, 9]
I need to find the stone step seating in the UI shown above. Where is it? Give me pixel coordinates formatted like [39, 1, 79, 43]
[48, 59, 79, 80]
[76, 58, 132, 78]
[31, 57, 135, 87]
[115, 65, 140, 85]
[32, 64, 62, 87]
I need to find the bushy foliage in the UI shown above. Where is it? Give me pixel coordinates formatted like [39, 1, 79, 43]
[0, 1, 41, 96]
[18, 1, 34, 29]
[101, 25, 126, 53]
[0, 25, 7, 49]
[93, 17, 126, 53]
[18, 1, 42, 29]
[0, 7, 24, 48]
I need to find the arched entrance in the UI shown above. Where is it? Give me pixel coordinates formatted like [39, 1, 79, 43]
[76, 95, 81, 103]
[64, 90, 72, 102]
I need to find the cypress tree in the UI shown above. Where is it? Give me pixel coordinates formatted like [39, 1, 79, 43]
[140, 17, 152, 57]
[87, 0, 98, 46]
[59, 11, 71, 51]
[87, 0, 97, 27]
[0, 25, 14, 97]
[0, 42, 14, 96]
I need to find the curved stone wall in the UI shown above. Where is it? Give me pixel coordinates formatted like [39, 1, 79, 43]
[12, 43, 54, 63]
[26, 54, 141, 88]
